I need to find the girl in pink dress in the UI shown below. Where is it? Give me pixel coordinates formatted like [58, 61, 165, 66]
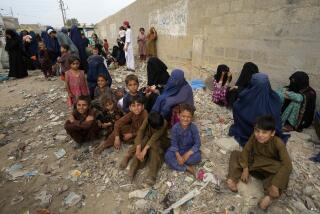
[65, 55, 90, 106]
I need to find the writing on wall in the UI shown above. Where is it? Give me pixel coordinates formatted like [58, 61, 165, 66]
[148, 0, 188, 36]
[109, 23, 117, 39]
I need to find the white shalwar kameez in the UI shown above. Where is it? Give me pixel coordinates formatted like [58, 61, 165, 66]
[125, 28, 135, 70]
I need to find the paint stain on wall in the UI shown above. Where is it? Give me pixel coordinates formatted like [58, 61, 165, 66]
[149, 0, 188, 36]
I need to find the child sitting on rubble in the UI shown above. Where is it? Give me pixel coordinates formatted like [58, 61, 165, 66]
[120, 112, 170, 186]
[65, 55, 90, 106]
[64, 95, 99, 148]
[94, 96, 148, 155]
[91, 74, 115, 111]
[212, 64, 232, 106]
[226, 115, 292, 210]
[96, 97, 123, 137]
[164, 104, 201, 176]
[87, 46, 112, 99]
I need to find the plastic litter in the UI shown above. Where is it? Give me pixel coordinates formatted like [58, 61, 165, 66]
[54, 148, 66, 159]
[189, 79, 205, 90]
[129, 188, 150, 199]
[64, 192, 82, 206]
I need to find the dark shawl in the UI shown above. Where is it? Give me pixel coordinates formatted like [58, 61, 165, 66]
[70, 25, 88, 71]
[229, 73, 289, 146]
[227, 62, 259, 107]
[287, 71, 316, 129]
[5, 29, 28, 78]
[147, 57, 170, 86]
[151, 69, 194, 120]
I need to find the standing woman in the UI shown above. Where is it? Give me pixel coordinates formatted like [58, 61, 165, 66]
[5, 29, 28, 78]
[123, 21, 135, 71]
[146, 27, 157, 57]
[70, 25, 88, 72]
[137, 27, 147, 60]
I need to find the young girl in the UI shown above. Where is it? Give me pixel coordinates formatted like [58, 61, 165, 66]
[38, 41, 53, 79]
[96, 98, 123, 137]
[65, 55, 90, 106]
[92, 74, 115, 111]
[57, 44, 71, 81]
[212, 64, 232, 106]
[137, 27, 147, 60]
[146, 27, 157, 57]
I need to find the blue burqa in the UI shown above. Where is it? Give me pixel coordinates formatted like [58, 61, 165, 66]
[70, 25, 87, 71]
[28, 31, 38, 56]
[42, 26, 60, 63]
[87, 55, 112, 89]
[229, 73, 290, 146]
[151, 69, 194, 119]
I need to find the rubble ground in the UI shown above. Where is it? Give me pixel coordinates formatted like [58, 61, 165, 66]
[0, 63, 319, 214]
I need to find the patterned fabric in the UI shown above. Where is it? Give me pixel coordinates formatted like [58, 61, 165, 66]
[212, 79, 228, 106]
[277, 87, 303, 127]
[66, 70, 89, 105]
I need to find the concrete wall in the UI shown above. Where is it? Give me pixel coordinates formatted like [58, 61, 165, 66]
[95, 0, 320, 107]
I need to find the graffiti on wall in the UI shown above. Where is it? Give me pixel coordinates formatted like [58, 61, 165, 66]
[149, 0, 188, 36]
[109, 23, 117, 39]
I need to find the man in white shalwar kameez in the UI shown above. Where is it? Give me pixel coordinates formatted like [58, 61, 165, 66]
[123, 21, 135, 71]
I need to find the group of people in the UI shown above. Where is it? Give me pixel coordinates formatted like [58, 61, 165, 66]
[4, 20, 318, 210]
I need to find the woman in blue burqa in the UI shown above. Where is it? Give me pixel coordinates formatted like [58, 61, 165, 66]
[70, 25, 88, 72]
[229, 73, 289, 146]
[42, 26, 60, 64]
[151, 69, 194, 122]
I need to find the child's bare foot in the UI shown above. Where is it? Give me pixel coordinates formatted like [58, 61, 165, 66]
[119, 155, 130, 170]
[259, 195, 272, 210]
[186, 165, 196, 177]
[227, 178, 238, 192]
[94, 146, 104, 155]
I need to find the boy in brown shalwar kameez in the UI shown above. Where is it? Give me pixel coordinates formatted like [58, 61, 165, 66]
[120, 112, 170, 186]
[94, 96, 148, 154]
[227, 116, 292, 210]
[64, 96, 99, 147]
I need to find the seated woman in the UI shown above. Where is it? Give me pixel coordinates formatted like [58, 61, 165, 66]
[226, 62, 259, 108]
[229, 73, 289, 147]
[143, 57, 170, 111]
[64, 96, 99, 147]
[151, 69, 194, 125]
[212, 64, 232, 106]
[277, 71, 316, 132]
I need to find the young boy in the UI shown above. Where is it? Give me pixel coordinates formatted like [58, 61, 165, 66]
[120, 112, 170, 186]
[164, 104, 201, 176]
[227, 115, 292, 210]
[122, 74, 144, 113]
[94, 96, 148, 155]
[64, 96, 99, 147]
[57, 44, 71, 80]
[38, 41, 53, 79]
[87, 46, 112, 99]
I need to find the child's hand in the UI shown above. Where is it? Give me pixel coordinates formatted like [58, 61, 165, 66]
[69, 115, 75, 123]
[241, 168, 249, 183]
[135, 144, 142, 157]
[176, 153, 184, 165]
[182, 150, 193, 162]
[114, 137, 121, 150]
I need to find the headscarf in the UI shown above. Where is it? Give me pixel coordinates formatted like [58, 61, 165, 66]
[214, 64, 231, 86]
[5, 29, 23, 48]
[151, 69, 194, 119]
[61, 27, 68, 34]
[236, 62, 259, 89]
[147, 57, 170, 86]
[56, 31, 79, 56]
[229, 73, 289, 146]
[288, 71, 309, 93]
[70, 25, 87, 70]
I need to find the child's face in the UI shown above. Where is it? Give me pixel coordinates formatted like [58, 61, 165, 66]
[104, 102, 114, 111]
[127, 80, 139, 94]
[179, 110, 193, 128]
[39, 43, 45, 50]
[60, 47, 66, 53]
[254, 128, 275, 143]
[129, 102, 144, 115]
[76, 100, 89, 114]
[92, 48, 99, 55]
[70, 60, 80, 70]
[97, 77, 107, 88]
